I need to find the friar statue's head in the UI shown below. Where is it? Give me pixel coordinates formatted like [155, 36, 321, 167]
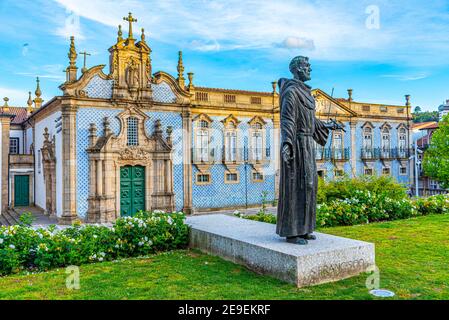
[289, 56, 312, 82]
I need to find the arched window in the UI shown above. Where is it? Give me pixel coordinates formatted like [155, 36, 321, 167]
[127, 117, 139, 146]
[381, 127, 390, 158]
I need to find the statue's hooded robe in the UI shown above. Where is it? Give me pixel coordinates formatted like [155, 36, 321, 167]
[276, 78, 330, 237]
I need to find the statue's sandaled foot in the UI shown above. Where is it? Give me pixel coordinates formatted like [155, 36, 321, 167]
[300, 233, 316, 240]
[286, 236, 308, 245]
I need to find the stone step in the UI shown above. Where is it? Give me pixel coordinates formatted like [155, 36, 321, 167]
[0, 214, 9, 227]
[3, 209, 21, 226]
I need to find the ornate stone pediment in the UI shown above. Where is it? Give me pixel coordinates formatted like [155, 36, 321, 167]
[118, 147, 151, 161]
[313, 89, 358, 118]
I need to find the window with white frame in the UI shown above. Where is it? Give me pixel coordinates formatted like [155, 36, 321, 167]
[381, 126, 391, 158]
[252, 171, 264, 182]
[251, 122, 264, 162]
[363, 126, 373, 157]
[225, 172, 239, 183]
[364, 167, 373, 176]
[196, 120, 210, 162]
[333, 131, 343, 160]
[9, 138, 19, 154]
[224, 121, 238, 162]
[398, 127, 407, 157]
[127, 117, 139, 146]
[382, 167, 391, 175]
[196, 173, 211, 184]
[430, 179, 439, 190]
[400, 166, 407, 175]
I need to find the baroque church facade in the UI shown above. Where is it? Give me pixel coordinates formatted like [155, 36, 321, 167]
[0, 14, 413, 224]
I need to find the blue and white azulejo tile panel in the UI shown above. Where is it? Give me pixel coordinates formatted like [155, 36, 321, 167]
[152, 81, 177, 104]
[83, 75, 113, 99]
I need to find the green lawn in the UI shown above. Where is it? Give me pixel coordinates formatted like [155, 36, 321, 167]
[1, 214, 449, 300]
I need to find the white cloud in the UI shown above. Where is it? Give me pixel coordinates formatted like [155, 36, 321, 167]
[51, 0, 449, 65]
[381, 73, 429, 81]
[15, 64, 66, 83]
[278, 37, 315, 50]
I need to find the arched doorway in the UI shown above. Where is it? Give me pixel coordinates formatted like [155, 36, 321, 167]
[120, 165, 145, 216]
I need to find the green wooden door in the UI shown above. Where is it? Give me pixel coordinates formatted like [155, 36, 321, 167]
[14, 175, 30, 207]
[120, 166, 145, 216]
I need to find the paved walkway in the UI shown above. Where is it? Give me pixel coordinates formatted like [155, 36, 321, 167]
[20, 206, 277, 228]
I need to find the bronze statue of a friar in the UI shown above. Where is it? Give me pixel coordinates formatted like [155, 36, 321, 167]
[276, 56, 342, 245]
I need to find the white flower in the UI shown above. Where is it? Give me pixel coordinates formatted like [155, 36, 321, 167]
[0, 238, 3, 244]
[9, 244, 15, 249]
[93, 235, 98, 239]
[138, 241, 144, 246]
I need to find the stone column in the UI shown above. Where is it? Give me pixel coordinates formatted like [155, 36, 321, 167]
[0, 115, 11, 212]
[181, 110, 194, 214]
[350, 121, 357, 177]
[59, 105, 79, 225]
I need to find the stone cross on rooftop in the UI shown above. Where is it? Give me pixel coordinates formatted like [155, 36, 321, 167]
[123, 12, 138, 40]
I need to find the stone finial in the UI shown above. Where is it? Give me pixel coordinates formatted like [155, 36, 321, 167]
[187, 72, 194, 91]
[27, 91, 33, 113]
[68, 36, 77, 67]
[177, 51, 186, 88]
[117, 25, 123, 42]
[34, 77, 43, 108]
[103, 117, 111, 136]
[66, 36, 78, 82]
[347, 89, 353, 102]
[166, 126, 173, 146]
[272, 81, 278, 95]
[2, 97, 9, 111]
[88, 123, 98, 147]
[405, 95, 411, 107]
[141, 28, 146, 43]
[154, 119, 163, 136]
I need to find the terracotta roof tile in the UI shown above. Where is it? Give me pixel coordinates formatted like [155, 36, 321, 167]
[0, 107, 29, 124]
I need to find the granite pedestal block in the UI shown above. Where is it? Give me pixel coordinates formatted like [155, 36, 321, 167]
[186, 214, 375, 288]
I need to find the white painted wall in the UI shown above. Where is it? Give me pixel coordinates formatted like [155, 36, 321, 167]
[0, 121, 2, 211]
[9, 129, 23, 154]
[25, 126, 33, 154]
[34, 111, 63, 216]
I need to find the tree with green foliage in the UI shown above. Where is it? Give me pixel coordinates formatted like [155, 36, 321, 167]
[414, 106, 422, 113]
[423, 115, 449, 188]
[412, 110, 439, 123]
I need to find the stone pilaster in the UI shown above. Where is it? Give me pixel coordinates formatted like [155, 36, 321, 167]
[0, 116, 12, 212]
[182, 110, 194, 214]
[59, 105, 79, 225]
[350, 121, 357, 177]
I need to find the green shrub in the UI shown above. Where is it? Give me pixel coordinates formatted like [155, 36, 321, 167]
[0, 211, 189, 276]
[236, 178, 449, 229]
[318, 175, 408, 204]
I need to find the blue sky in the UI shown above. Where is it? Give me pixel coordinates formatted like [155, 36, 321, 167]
[1, 0, 449, 111]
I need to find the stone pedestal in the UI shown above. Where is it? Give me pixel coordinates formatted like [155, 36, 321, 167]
[187, 214, 375, 288]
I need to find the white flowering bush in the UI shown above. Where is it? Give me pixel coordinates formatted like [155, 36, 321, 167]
[0, 211, 189, 276]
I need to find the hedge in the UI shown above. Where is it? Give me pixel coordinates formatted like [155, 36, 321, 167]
[0, 211, 189, 276]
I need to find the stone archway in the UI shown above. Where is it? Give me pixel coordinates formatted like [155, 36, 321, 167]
[86, 107, 175, 223]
